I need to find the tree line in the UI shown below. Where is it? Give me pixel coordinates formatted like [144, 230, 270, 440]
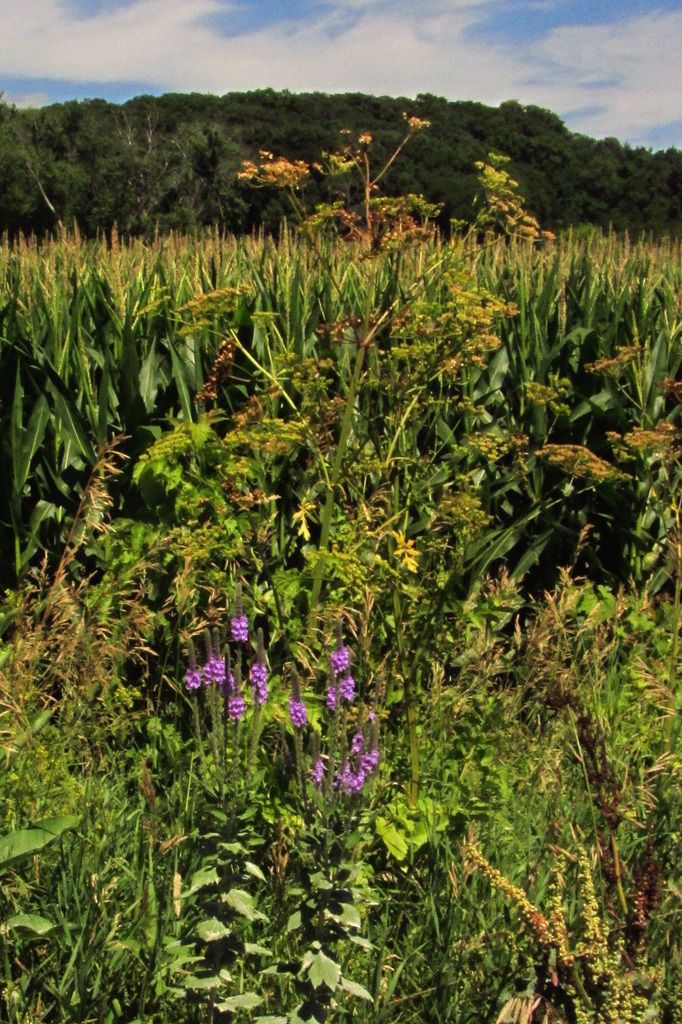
[0, 89, 680, 237]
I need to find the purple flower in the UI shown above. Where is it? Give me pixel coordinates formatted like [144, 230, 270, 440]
[361, 747, 380, 775]
[327, 673, 354, 711]
[310, 758, 325, 788]
[330, 643, 350, 676]
[228, 692, 246, 721]
[203, 655, 226, 688]
[335, 760, 366, 795]
[289, 695, 308, 729]
[185, 667, 202, 691]
[339, 673, 355, 704]
[250, 661, 268, 705]
[351, 730, 365, 755]
[230, 614, 249, 644]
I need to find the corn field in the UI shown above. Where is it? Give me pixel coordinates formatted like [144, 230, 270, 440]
[1, 227, 680, 592]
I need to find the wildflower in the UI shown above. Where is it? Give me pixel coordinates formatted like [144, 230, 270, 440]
[335, 759, 366, 795]
[289, 671, 308, 729]
[250, 628, 269, 705]
[390, 530, 419, 573]
[404, 114, 431, 133]
[361, 747, 380, 775]
[326, 682, 339, 711]
[250, 661, 268, 705]
[339, 673, 355, 704]
[185, 666, 202, 691]
[289, 695, 307, 729]
[228, 691, 246, 721]
[203, 654, 226, 689]
[331, 644, 350, 675]
[223, 659, 244, 724]
[310, 757, 325, 788]
[327, 671, 354, 709]
[230, 584, 249, 643]
[231, 614, 249, 644]
[351, 730, 365, 755]
[330, 623, 351, 675]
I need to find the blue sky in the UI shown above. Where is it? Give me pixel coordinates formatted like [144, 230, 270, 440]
[1, 0, 680, 149]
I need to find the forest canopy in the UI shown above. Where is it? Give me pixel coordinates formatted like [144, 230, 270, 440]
[0, 89, 680, 237]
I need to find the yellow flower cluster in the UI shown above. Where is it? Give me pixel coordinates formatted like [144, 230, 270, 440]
[537, 444, 629, 484]
[238, 151, 310, 190]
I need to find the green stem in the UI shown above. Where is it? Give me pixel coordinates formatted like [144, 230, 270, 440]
[570, 964, 594, 1011]
[405, 672, 420, 808]
[309, 342, 368, 622]
[610, 832, 629, 921]
[388, 492, 420, 807]
[667, 558, 682, 753]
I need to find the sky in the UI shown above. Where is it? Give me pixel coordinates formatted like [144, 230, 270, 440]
[1, 0, 681, 150]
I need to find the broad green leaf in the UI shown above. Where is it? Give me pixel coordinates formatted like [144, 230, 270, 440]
[40, 365, 96, 466]
[375, 816, 409, 862]
[244, 860, 266, 881]
[6, 913, 55, 935]
[182, 974, 226, 992]
[139, 342, 160, 413]
[215, 993, 263, 1011]
[168, 340, 194, 422]
[196, 917, 230, 943]
[307, 949, 341, 991]
[244, 942, 272, 956]
[12, 393, 50, 499]
[338, 903, 361, 929]
[9, 363, 24, 509]
[254, 1017, 289, 1024]
[226, 888, 266, 922]
[183, 866, 219, 897]
[0, 816, 79, 871]
[339, 977, 373, 1001]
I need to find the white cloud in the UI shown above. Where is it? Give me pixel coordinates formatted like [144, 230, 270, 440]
[0, 0, 679, 147]
[3, 90, 51, 109]
[531, 10, 682, 144]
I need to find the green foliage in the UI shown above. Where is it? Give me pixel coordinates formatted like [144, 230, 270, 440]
[1, 90, 682, 237]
